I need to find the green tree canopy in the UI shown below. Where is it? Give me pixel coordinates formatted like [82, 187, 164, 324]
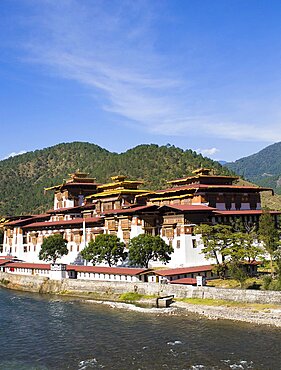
[0, 141, 234, 216]
[39, 234, 68, 264]
[258, 210, 280, 275]
[228, 261, 248, 288]
[196, 222, 262, 279]
[81, 234, 126, 267]
[128, 234, 173, 268]
[196, 224, 233, 263]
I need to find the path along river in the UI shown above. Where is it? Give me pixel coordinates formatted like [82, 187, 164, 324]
[0, 287, 280, 370]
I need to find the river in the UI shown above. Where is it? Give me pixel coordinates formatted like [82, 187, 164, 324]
[0, 288, 280, 370]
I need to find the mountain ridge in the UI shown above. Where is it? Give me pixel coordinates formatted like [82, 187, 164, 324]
[0, 141, 232, 216]
[225, 141, 281, 195]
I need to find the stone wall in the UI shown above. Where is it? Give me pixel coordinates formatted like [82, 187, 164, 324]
[1, 272, 281, 304]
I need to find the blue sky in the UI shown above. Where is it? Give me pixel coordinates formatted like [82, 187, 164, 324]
[1, 0, 281, 162]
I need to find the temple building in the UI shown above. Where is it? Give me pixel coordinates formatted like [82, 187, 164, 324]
[1, 169, 279, 267]
[44, 172, 100, 211]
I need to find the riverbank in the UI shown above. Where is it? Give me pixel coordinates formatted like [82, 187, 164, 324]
[1, 271, 281, 327]
[80, 297, 281, 328]
[173, 300, 281, 327]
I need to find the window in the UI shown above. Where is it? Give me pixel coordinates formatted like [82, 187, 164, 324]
[192, 239, 197, 248]
[176, 240, 181, 249]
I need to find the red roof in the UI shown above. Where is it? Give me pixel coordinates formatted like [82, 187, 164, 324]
[67, 265, 148, 276]
[239, 260, 261, 265]
[6, 214, 50, 227]
[170, 277, 198, 285]
[22, 217, 102, 229]
[101, 205, 158, 215]
[3, 261, 148, 275]
[5, 262, 51, 270]
[155, 265, 213, 277]
[160, 204, 215, 212]
[154, 184, 272, 194]
[0, 260, 14, 266]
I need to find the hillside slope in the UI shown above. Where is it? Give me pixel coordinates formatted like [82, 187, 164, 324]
[226, 142, 281, 194]
[0, 142, 232, 216]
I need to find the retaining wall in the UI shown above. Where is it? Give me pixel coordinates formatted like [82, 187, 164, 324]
[1, 272, 281, 304]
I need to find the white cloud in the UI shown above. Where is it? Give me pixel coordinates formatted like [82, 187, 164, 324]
[200, 120, 281, 142]
[23, 1, 187, 130]
[2, 150, 27, 160]
[195, 148, 220, 157]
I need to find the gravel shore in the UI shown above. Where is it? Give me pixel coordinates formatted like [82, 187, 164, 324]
[89, 299, 281, 328]
[172, 301, 281, 327]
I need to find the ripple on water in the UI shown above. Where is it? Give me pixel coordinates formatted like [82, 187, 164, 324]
[78, 358, 105, 369]
[167, 340, 183, 346]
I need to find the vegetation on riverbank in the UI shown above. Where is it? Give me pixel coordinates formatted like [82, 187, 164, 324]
[176, 297, 280, 311]
[119, 292, 157, 302]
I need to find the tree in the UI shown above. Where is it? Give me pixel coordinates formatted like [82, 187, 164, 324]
[229, 217, 262, 262]
[39, 234, 68, 264]
[195, 224, 233, 278]
[81, 234, 126, 267]
[258, 210, 280, 276]
[196, 223, 262, 279]
[228, 261, 248, 288]
[128, 234, 173, 268]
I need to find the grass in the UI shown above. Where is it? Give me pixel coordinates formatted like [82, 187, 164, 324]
[207, 277, 262, 289]
[0, 278, 10, 286]
[119, 292, 157, 301]
[261, 191, 281, 210]
[176, 297, 280, 311]
[119, 292, 144, 301]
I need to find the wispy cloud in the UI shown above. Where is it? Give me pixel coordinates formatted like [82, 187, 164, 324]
[23, 0, 188, 129]
[19, 0, 281, 143]
[196, 147, 220, 157]
[2, 150, 27, 160]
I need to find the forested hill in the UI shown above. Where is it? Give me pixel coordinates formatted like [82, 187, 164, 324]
[0, 142, 232, 216]
[225, 142, 281, 195]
